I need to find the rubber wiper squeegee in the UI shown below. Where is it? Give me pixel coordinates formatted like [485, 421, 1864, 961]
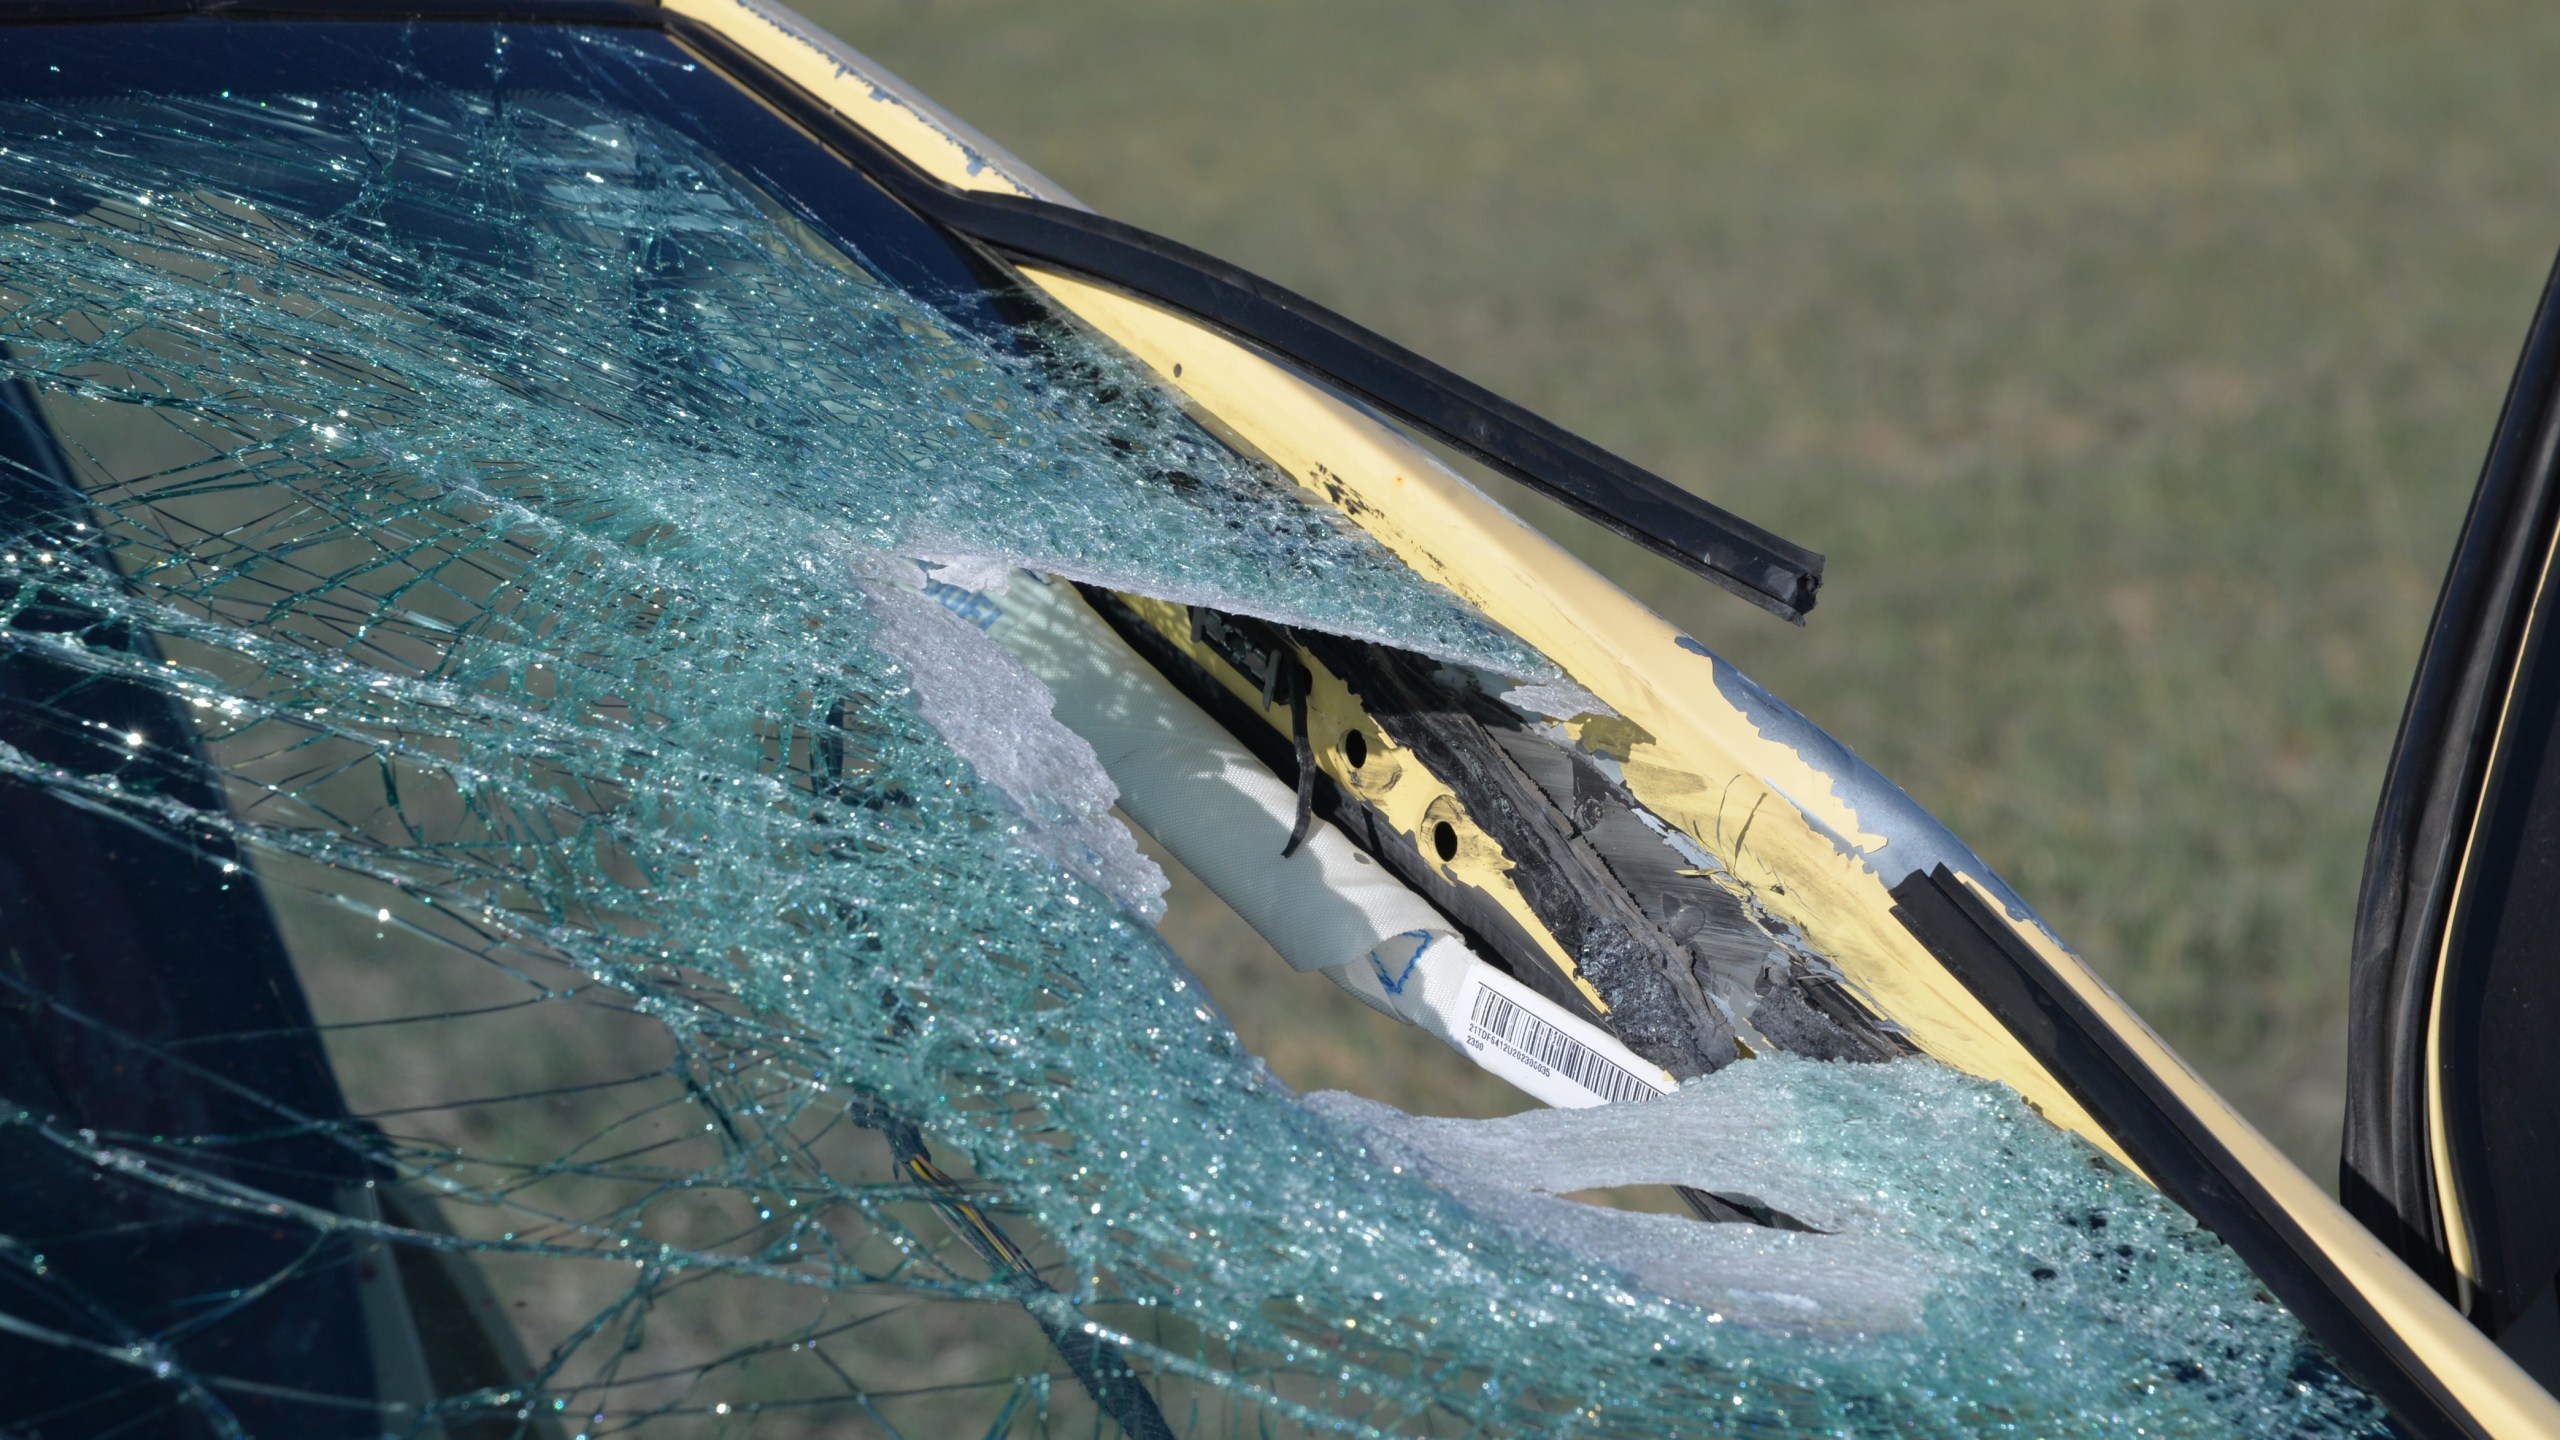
[674, 20, 1824, 623]
[945, 195, 1827, 622]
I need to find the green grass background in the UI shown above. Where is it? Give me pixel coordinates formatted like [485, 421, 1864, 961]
[796, 0, 2560, 1182]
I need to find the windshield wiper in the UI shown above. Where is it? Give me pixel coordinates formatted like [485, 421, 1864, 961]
[672, 18, 1825, 623]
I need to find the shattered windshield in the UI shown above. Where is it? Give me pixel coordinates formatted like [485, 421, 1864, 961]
[0, 18, 2389, 1439]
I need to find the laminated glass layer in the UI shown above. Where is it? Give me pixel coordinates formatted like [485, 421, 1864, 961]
[0, 20, 2385, 1438]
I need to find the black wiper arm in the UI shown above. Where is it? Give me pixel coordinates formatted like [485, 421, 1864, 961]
[7, 0, 1823, 617]
[674, 19, 1824, 623]
[948, 192, 1824, 621]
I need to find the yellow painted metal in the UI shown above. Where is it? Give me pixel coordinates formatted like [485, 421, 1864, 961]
[1108, 593, 1607, 1012]
[1017, 266, 2129, 1168]
[661, 6, 2560, 1430]
[2418, 510, 2560, 1317]
[663, 0, 1038, 199]
[2425, 947, 2477, 1315]
[1957, 873, 2560, 1440]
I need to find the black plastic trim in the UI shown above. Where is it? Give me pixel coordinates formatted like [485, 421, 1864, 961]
[2, 0, 1824, 619]
[1894, 863, 2472, 1439]
[2345, 247, 2560, 1308]
[0, 0, 658, 20]
[662, 16, 1824, 622]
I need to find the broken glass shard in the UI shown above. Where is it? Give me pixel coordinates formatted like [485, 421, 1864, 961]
[0, 19, 2388, 1439]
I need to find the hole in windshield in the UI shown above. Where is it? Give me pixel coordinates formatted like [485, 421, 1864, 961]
[0, 17, 2394, 1439]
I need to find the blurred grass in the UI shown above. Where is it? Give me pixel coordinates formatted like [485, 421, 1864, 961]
[798, 0, 2560, 1181]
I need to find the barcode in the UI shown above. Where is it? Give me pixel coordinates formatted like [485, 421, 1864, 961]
[1467, 986, 1664, 1105]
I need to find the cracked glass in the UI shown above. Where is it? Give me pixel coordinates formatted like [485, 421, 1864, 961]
[0, 19, 2390, 1439]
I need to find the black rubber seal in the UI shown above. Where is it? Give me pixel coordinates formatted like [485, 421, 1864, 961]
[1894, 863, 2470, 1439]
[2345, 247, 2560, 1308]
[662, 15, 1824, 622]
[0, 0, 1825, 620]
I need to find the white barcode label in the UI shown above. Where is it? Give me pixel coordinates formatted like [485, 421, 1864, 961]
[1464, 983, 1668, 1106]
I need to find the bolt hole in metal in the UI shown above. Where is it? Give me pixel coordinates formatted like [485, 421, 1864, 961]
[1342, 728, 1367, 770]
[1432, 820, 1459, 862]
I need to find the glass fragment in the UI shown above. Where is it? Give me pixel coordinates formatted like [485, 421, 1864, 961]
[0, 21, 2388, 1439]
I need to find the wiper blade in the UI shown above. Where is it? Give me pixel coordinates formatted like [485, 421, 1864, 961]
[949, 193, 1825, 621]
[675, 20, 1824, 622]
